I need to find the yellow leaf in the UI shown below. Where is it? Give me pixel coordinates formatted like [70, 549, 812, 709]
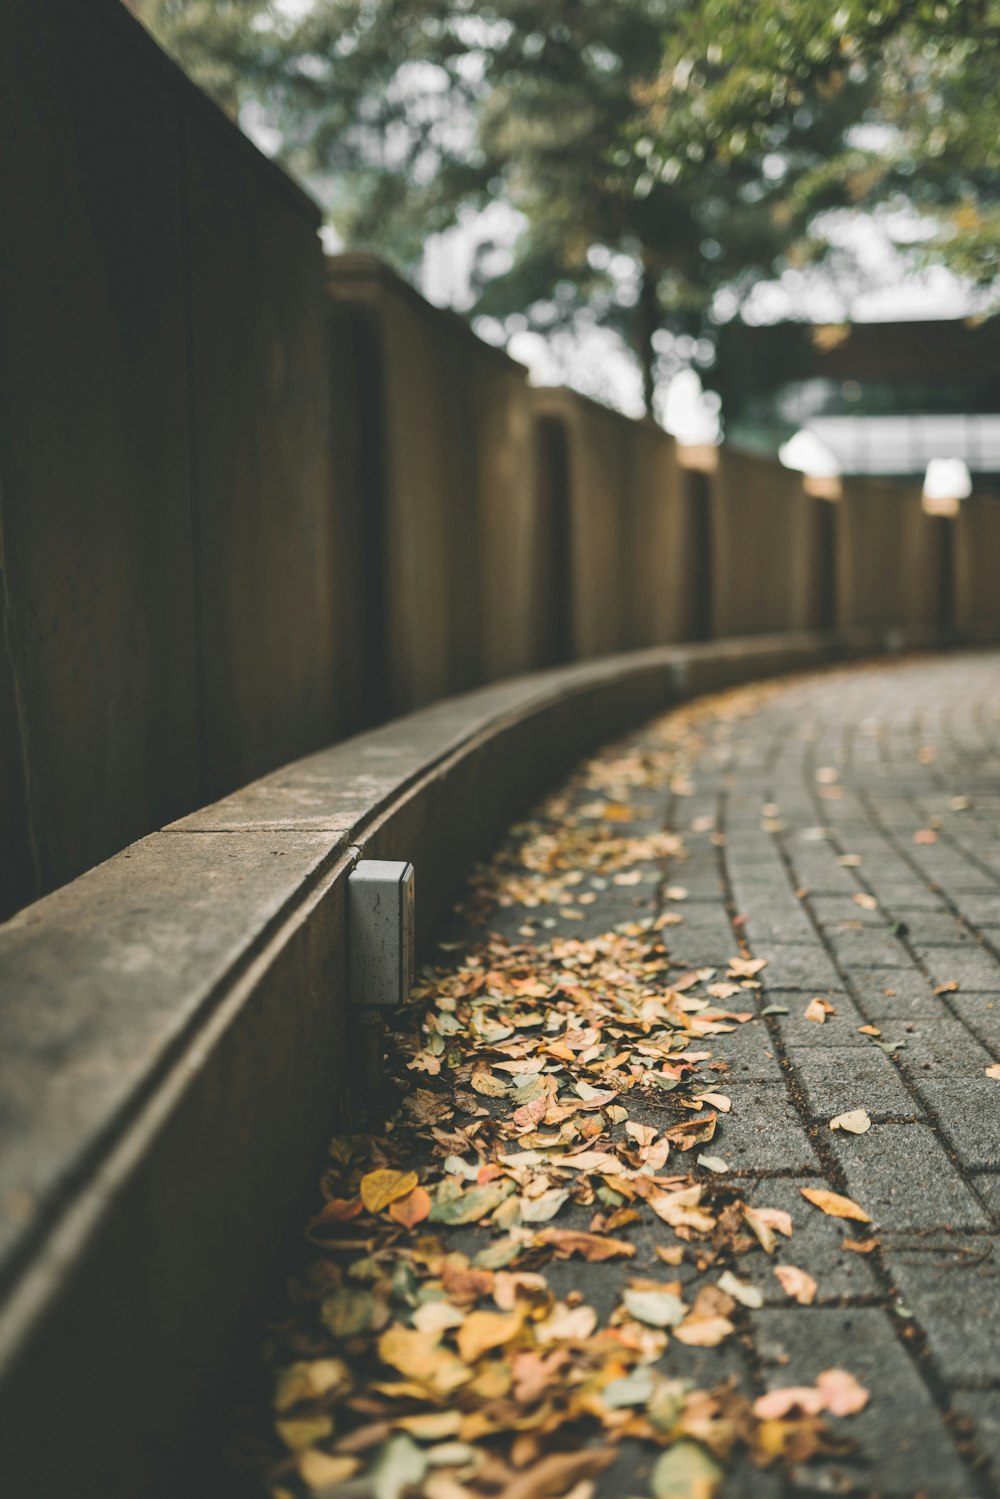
[456, 1310, 523, 1362]
[800, 1187, 871, 1223]
[275, 1414, 332, 1451]
[298, 1452, 360, 1492]
[471, 1070, 510, 1098]
[360, 1169, 419, 1214]
[830, 1109, 871, 1135]
[377, 1325, 471, 1395]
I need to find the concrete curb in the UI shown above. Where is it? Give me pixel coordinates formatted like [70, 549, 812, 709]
[0, 626, 960, 1494]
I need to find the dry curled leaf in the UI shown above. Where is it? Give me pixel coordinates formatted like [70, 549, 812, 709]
[804, 997, 835, 1024]
[829, 1109, 871, 1135]
[800, 1187, 871, 1223]
[535, 1229, 636, 1261]
[817, 1367, 870, 1416]
[774, 1265, 817, 1305]
[753, 1386, 826, 1420]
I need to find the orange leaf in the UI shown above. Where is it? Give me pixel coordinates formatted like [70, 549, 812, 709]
[800, 1187, 871, 1223]
[388, 1186, 431, 1228]
[309, 1198, 363, 1229]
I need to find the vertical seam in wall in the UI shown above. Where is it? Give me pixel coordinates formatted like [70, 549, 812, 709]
[0, 473, 42, 895]
[178, 111, 211, 805]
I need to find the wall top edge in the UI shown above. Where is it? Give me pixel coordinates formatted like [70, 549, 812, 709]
[88, 0, 322, 229]
[325, 253, 528, 374]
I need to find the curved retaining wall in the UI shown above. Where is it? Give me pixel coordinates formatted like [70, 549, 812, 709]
[0, 628, 917, 1498]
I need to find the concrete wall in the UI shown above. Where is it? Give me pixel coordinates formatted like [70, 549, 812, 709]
[0, 0, 337, 918]
[327, 258, 539, 716]
[836, 478, 945, 634]
[531, 390, 696, 660]
[708, 448, 824, 638]
[954, 497, 1000, 637]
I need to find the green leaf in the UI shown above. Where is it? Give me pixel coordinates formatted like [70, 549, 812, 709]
[428, 1179, 514, 1225]
[320, 1288, 374, 1339]
[651, 1441, 723, 1499]
[623, 1288, 686, 1328]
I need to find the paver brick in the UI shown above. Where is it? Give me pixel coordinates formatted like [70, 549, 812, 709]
[881, 1234, 1000, 1384]
[828, 1122, 988, 1231]
[755, 1307, 974, 1496]
[757, 944, 843, 992]
[787, 1044, 919, 1119]
[910, 1080, 1000, 1171]
[848, 965, 945, 1020]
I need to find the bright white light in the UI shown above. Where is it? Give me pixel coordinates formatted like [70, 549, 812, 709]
[660, 370, 721, 445]
[923, 457, 971, 514]
[779, 429, 841, 478]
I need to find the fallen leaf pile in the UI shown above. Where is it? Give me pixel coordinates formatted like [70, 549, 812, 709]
[234, 693, 872, 1499]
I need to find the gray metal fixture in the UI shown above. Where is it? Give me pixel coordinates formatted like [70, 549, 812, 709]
[348, 859, 415, 1011]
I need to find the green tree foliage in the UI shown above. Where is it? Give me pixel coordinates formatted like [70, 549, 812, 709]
[638, 0, 1000, 288]
[133, 1, 998, 410]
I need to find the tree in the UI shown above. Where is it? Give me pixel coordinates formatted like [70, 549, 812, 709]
[635, 0, 1000, 289]
[134, 2, 998, 414]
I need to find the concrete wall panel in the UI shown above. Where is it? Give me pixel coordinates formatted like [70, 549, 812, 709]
[954, 497, 1000, 636]
[0, 0, 201, 913]
[837, 479, 938, 633]
[709, 449, 809, 638]
[532, 391, 631, 659]
[185, 123, 337, 797]
[327, 259, 539, 714]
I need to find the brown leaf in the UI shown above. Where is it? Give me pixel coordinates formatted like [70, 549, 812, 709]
[800, 1187, 871, 1223]
[842, 1236, 879, 1254]
[308, 1198, 363, 1230]
[535, 1229, 636, 1261]
[497, 1448, 615, 1499]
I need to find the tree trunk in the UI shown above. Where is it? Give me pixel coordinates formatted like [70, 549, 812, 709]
[636, 260, 659, 418]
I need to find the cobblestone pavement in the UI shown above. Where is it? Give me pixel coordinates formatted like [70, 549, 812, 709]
[243, 652, 1000, 1499]
[452, 652, 1000, 1497]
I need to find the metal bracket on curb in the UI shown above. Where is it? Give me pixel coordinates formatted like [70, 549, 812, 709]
[348, 859, 415, 1086]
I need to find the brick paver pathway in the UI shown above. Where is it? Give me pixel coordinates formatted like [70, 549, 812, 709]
[642, 651, 1000, 1496]
[243, 652, 1000, 1499]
